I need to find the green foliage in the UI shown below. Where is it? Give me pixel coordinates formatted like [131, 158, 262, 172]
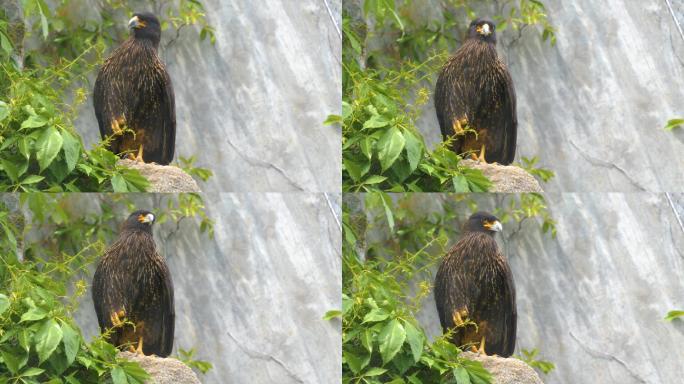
[0, 193, 214, 382]
[177, 348, 213, 375]
[341, 0, 556, 192]
[0, 1, 213, 191]
[664, 118, 683, 131]
[515, 348, 555, 375]
[664, 310, 684, 322]
[517, 156, 554, 183]
[339, 192, 557, 383]
[178, 156, 213, 183]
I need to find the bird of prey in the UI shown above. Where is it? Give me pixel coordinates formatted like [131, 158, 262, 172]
[92, 210, 174, 356]
[434, 211, 516, 356]
[94, 12, 176, 165]
[434, 18, 517, 164]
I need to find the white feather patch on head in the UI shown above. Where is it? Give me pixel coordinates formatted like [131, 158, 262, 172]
[482, 23, 491, 35]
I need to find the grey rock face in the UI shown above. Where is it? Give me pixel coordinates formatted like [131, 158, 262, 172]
[117, 159, 200, 192]
[461, 352, 543, 384]
[118, 352, 200, 384]
[76, 0, 342, 193]
[73, 193, 342, 384]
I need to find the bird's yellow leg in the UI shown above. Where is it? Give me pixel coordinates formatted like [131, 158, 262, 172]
[452, 310, 464, 327]
[477, 335, 487, 355]
[110, 309, 126, 327]
[133, 145, 144, 163]
[111, 117, 126, 135]
[135, 336, 144, 355]
[477, 144, 487, 163]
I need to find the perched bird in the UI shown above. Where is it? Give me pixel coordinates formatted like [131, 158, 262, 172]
[94, 12, 176, 165]
[434, 212, 516, 356]
[434, 18, 517, 164]
[92, 210, 174, 357]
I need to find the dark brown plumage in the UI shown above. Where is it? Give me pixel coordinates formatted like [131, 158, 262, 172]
[92, 210, 174, 357]
[434, 212, 516, 356]
[434, 18, 517, 164]
[93, 12, 175, 165]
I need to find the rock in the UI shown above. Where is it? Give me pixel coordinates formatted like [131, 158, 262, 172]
[118, 352, 200, 384]
[117, 159, 200, 193]
[461, 160, 543, 193]
[461, 352, 543, 384]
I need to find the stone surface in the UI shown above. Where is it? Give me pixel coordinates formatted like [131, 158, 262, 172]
[461, 160, 543, 192]
[400, 193, 684, 384]
[71, 193, 342, 384]
[397, 0, 684, 192]
[118, 352, 200, 384]
[461, 352, 542, 384]
[74, 0, 342, 193]
[118, 159, 200, 193]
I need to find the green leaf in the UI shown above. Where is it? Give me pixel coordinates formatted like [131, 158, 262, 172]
[61, 131, 81, 173]
[20, 175, 45, 185]
[404, 131, 423, 172]
[324, 114, 343, 126]
[35, 127, 64, 171]
[20, 306, 47, 322]
[377, 127, 405, 171]
[344, 156, 370, 182]
[0, 345, 29, 374]
[363, 114, 390, 130]
[361, 175, 387, 185]
[36, 319, 63, 362]
[20, 367, 45, 377]
[20, 115, 48, 129]
[111, 174, 128, 192]
[61, 322, 80, 366]
[323, 310, 342, 320]
[0, 293, 9, 315]
[344, 349, 371, 374]
[664, 310, 684, 321]
[111, 366, 128, 384]
[378, 319, 406, 365]
[403, 321, 423, 363]
[451, 174, 469, 192]
[363, 367, 388, 377]
[0, 100, 9, 121]
[363, 308, 389, 323]
[664, 118, 684, 131]
[453, 366, 471, 384]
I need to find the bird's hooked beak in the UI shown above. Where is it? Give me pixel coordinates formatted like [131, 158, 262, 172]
[477, 23, 492, 36]
[128, 16, 146, 30]
[484, 220, 502, 232]
[137, 213, 155, 224]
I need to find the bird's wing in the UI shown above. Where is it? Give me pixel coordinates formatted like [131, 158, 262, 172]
[159, 68, 176, 164]
[497, 69, 517, 165]
[140, 255, 175, 357]
[159, 258, 175, 356]
[478, 254, 516, 356]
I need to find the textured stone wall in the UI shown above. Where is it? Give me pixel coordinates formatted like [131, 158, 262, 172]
[375, 193, 684, 384]
[68, 193, 341, 384]
[74, 0, 342, 193]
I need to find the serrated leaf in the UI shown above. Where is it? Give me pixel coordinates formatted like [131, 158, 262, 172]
[0, 100, 9, 121]
[362, 308, 389, 323]
[0, 345, 28, 374]
[0, 294, 9, 315]
[377, 127, 405, 171]
[363, 114, 390, 129]
[61, 131, 81, 173]
[363, 367, 388, 377]
[20, 367, 45, 377]
[453, 366, 471, 384]
[323, 310, 342, 320]
[21, 175, 45, 185]
[403, 321, 423, 363]
[20, 115, 48, 129]
[61, 322, 80, 366]
[404, 131, 423, 172]
[35, 127, 63, 171]
[20, 306, 47, 322]
[111, 174, 128, 192]
[378, 319, 405, 364]
[36, 319, 63, 362]
[111, 366, 128, 384]
[361, 175, 387, 185]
